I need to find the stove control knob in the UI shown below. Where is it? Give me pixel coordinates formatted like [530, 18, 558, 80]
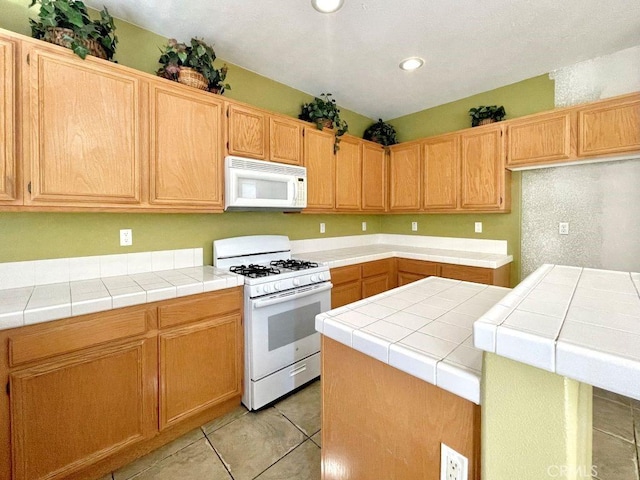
[274, 282, 281, 291]
[255, 286, 262, 294]
[310, 274, 319, 283]
[293, 278, 301, 286]
[263, 284, 272, 294]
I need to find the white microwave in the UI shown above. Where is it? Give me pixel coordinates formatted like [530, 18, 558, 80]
[224, 156, 307, 211]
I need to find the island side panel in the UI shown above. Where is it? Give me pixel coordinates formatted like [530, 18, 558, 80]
[321, 336, 480, 480]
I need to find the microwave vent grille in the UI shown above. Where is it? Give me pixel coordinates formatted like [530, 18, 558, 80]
[228, 157, 306, 178]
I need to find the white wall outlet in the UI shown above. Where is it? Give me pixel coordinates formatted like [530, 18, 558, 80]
[320, 223, 326, 234]
[440, 443, 468, 480]
[474, 222, 483, 233]
[362, 221, 367, 232]
[411, 221, 418, 232]
[559, 222, 570, 235]
[119, 229, 132, 246]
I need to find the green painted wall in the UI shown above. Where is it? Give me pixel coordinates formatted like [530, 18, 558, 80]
[482, 353, 593, 480]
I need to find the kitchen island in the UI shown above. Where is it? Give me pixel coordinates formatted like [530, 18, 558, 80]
[316, 276, 511, 479]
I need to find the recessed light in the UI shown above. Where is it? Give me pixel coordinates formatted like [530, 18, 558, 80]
[311, 0, 345, 13]
[399, 57, 424, 71]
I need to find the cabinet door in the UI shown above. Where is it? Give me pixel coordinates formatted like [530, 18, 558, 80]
[506, 112, 572, 167]
[270, 115, 303, 165]
[10, 339, 156, 480]
[362, 274, 390, 298]
[335, 136, 361, 211]
[397, 272, 426, 286]
[459, 125, 506, 210]
[304, 127, 335, 210]
[577, 94, 640, 157]
[0, 37, 18, 204]
[332, 281, 361, 309]
[24, 46, 142, 206]
[149, 82, 224, 208]
[423, 134, 458, 210]
[389, 143, 421, 211]
[159, 314, 242, 429]
[361, 142, 386, 211]
[396, 259, 440, 286]
[227, 103, 268, 159]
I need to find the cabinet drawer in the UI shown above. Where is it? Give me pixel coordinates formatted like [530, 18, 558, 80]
[396, 259, 440, 277]
[440, 264, 493, 284]
[361, 259, 393, 278]
[158, 288, 242, 329]
[330, 265, 361, 286]
[9, 306, 150, 367]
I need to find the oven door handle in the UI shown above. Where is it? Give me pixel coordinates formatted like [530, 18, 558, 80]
[253, 282, 333, 309]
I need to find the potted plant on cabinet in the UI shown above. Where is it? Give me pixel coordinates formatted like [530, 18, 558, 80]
[468, 105, 506, 127]
[363, 118, 398, 147]
[157, 38, 231, 94]
[28, 0, 118, 60]
[299, 93, 349, 152]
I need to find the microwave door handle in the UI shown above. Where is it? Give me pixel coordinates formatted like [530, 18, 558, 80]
[253, 282, 333, 309]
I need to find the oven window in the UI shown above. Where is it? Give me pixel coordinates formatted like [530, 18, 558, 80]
[268, 302, 320, 351]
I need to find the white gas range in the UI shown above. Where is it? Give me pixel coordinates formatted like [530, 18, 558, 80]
[213, 235, 331, 410]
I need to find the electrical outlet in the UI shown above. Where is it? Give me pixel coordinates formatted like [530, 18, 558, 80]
[440, 443, 468, 480]
[475, 222, 482, 233]
[119, 229, 132, 246]
[411, 221, 418, 232]
[362, 221, 367, 232]
[559, 222, 569, 235]
[320, 223, 326, 234]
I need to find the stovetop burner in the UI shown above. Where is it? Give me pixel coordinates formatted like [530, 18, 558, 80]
[230, 264, 281, 278]
[270, 259, 319, 271]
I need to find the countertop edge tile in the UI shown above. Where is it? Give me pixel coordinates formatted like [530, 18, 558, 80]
[436, 361, 481, 405]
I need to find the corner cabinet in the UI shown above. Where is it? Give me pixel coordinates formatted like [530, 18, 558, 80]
[388, 142, 422, 211]
[0, 36, 19, 204]
[148, 80, 224, 208]
[459, 125, 509, 211]
[22, 43, 144, 207]
[361, 142, 387, 211]
[335, 136, 362, 211]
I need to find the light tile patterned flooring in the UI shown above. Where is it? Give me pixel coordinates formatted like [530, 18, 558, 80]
[98, 381, 639, 480]
[100, 380, 321, 480]
[592, 387, 640, 480]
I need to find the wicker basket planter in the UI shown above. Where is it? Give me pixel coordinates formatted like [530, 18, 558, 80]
[43, 27, 108, 60]
[478, 118, 496, 126]
[177, 67, 208, 91]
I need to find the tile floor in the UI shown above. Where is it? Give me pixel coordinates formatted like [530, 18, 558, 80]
[592, 387, 640, 480]
[97, 380, 639, 480]
[99, 380, 321, 480]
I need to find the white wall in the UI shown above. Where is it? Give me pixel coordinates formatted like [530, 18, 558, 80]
[521, 46, 640, 277]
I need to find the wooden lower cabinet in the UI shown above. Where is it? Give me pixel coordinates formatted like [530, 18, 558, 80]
[396, 258, 441, 285]
[330, 259, 396, 307]
[322, 337, 480, 480]
[441, 263, 510, 287]
[0, 288, 243, 480]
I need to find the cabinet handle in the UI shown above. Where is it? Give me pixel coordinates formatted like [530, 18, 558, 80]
[28, 181, 31, 194]
[26, 53, 30, 65]
[5, 382, 9, 395]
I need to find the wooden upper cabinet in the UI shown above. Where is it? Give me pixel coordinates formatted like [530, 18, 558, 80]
[422, 134, 458, 210]
[361, 142, 386, 212]
[577, 93, 640, 157]
[388, 142, 421, 211]
[506, 111, 572, 167]
[227, 103, 268, 159]
[149, 81, 224, 209]
[0, 36, 18, 204]
[304, 127, 335, 210]
[335, 136, 361, 211]
[23, 45, 142, 206]
[459, 125, 507, 210]
[269, 115, 303, 165]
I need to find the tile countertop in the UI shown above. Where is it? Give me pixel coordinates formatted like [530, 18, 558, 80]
[0, 248, 245, 331]
[474, 264, 640, 401]
[294, 244, 512, 269]
[315, 276, 512, 404]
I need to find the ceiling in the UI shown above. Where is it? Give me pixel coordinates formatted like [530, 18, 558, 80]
[86, 0, 640, 120]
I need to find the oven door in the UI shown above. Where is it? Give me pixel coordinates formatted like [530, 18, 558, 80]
[248, 282, 331, 381]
